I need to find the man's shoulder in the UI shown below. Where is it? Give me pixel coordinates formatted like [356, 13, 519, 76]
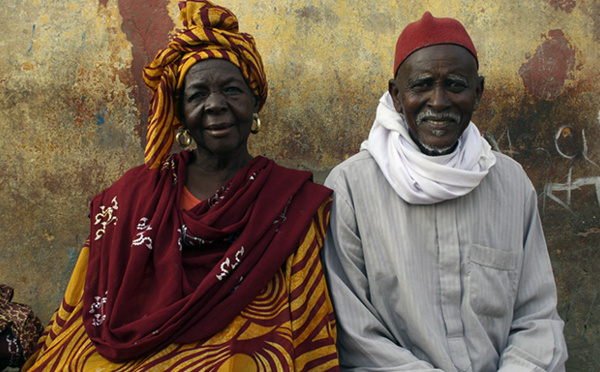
[331, 150, 376, 170]
[325, 150, 379, 187]
[482, 151, 537, 196]
[489, 151, 528, 177]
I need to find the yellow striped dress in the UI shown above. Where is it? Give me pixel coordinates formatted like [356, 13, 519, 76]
[23, 201, 339, 371]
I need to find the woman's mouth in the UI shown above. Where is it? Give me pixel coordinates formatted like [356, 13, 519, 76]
[204, 123, 235, 137]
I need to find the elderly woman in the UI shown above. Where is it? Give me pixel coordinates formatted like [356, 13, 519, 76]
[22, 1, 339, 371]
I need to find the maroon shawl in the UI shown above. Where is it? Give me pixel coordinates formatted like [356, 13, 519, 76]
[82, 151, 332, 361]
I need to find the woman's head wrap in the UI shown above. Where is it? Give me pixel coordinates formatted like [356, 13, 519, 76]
[142, 0, 268, 169]
[393, 11, 478, 76]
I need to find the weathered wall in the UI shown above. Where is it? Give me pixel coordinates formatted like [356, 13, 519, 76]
[0, 0, 598, 369]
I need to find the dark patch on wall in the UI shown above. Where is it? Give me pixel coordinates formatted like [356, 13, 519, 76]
[478, 81, 600, 370]
[479, 85, 598, 180]
[586, 0, 600, 43]
[519, 29, 577, 101]
[366, 12, 397, 35]
[115, 0, 173, 139]
[544, 182, 600, 369]
[547, 0, 577, 13]
[294, 5, 322, 22]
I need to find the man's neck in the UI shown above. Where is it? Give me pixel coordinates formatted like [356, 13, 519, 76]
[408, 131, 458, 156]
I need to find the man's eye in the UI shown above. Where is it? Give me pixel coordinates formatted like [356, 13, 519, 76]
[411, 82, 431, 91]
[447, 81, 467, 92]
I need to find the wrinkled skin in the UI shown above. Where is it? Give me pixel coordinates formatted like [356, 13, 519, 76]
[180, 59, 259, 200]
[181, 59, 258, 160]
[389, 44, 484, 155]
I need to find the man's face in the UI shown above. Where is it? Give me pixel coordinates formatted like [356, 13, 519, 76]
[389, 44, 484, 155]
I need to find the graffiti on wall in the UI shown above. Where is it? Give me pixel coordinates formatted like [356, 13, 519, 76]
[484, 109, 600, 216]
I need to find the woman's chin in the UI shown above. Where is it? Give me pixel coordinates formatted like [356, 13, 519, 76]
[195, 139, 248, 157]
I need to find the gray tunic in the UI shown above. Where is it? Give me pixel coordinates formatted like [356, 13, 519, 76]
[323, 150, 567, 372]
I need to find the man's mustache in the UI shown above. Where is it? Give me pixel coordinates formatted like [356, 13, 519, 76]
[416, 110, 461, 125]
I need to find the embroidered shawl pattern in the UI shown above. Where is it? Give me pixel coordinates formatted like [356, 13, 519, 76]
[82, 151, 332, 361]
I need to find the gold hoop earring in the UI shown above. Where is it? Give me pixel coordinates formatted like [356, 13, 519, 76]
[251, 113, 261, 134]
[176, 129, 192, 147]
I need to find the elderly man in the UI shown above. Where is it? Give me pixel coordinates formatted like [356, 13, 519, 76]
[323, 12, 568, 371]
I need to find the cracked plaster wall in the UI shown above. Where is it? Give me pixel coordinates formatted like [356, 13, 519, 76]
[0, 0, 598, 369]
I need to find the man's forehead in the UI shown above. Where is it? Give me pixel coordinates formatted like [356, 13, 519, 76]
[407, 73, 469, 82]
[398, 44, 478, 76]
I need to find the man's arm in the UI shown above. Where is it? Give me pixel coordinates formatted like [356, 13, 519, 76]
[323, 184, 444, 371]
[497, 187, 568, 371]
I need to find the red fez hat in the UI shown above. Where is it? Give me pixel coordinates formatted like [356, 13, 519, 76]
[393, 11, 478, 76]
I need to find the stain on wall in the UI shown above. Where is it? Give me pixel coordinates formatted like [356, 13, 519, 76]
[0, 0, 598, 369]
[113, 0, 173, 133]
[548, 0, 577, 13]
[519, 29, 578, 101]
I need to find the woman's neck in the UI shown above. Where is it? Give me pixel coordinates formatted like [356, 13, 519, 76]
[185, 149, 254, 201]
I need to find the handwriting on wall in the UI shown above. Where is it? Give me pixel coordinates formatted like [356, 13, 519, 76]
[485, 109, 600, 214]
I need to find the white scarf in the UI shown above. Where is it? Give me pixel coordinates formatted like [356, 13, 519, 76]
[360, 92, 496, 205]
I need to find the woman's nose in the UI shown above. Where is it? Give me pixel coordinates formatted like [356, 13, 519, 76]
[204, 92, 227, 113]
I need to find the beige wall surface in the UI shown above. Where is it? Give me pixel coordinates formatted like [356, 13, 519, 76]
[1, 0, 599, 369]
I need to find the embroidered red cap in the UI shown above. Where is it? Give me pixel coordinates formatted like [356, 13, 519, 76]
[393, 11, 478, 76]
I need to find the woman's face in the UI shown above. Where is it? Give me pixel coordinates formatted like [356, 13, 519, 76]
[181, 59, 258, 157]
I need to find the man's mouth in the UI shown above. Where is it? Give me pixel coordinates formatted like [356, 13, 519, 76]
[426, 119, 454, 125]
[417, 111, 461, 127]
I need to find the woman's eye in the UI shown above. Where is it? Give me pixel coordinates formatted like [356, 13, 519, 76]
[224, 86, 243, 94]
[188, 91, 208, 101]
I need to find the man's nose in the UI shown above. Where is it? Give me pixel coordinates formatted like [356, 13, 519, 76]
[428, 86, 450, 111]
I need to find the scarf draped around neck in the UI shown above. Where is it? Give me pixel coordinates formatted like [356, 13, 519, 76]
[82, 151, 331, 361]
[361, 92, 496, 204]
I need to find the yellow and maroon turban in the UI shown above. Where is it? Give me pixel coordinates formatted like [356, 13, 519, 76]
[142, 0, 268, 169]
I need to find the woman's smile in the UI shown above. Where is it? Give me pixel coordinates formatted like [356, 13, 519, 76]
[204, 123, 236, 137]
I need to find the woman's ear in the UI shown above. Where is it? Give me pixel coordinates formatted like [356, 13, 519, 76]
[177, 93, 187, 129]
[252, 94, 260, 113]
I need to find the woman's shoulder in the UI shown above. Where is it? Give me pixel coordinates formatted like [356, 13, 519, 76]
[104, 163, 152, 194]
[93, 152, 186, 204]
[264, 156, 331, 192]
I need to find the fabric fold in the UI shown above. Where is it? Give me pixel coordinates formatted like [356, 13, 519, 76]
[142, 0, 268, 169]
[82, 151, 332, 361]
[361, 92, 496, 204]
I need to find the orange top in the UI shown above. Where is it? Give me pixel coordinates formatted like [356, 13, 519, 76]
[180, 186, 202, 210]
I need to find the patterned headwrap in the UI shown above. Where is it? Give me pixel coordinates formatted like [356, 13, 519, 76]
[142, 0, 268, 169]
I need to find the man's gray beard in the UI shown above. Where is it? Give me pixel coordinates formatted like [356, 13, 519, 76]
[418, 140, 455, 155]
[415, 110, 462, 154]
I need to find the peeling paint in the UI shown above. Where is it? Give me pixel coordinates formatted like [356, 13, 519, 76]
[0, 1, 599, 369]
[28, 24, 36, 53]
[519, 29, 576, 101]
[548, 0, 577, 13]
[116, 0, 173, 132]
[295, 5, 323, 22]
